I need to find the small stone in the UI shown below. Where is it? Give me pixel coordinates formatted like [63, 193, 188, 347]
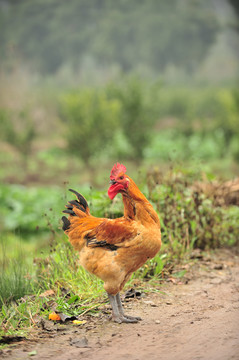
[69, 336, 89, 348]
[213, 264, 223, 270]
[39, 318, 55, 331]
[210, 278, 222, 285]
[143, 300, 157, 307]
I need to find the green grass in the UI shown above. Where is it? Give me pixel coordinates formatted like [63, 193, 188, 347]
[0, 235, 106, 341]
[0, 256, 35, 307]
[0, 168, 239, 343]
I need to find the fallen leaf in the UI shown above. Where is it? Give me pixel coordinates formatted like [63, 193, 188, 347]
[67, 295, 80, 304]
[168, 277, 177, 284]
[72, 320, 87, 325]
[39, 289, 55, 298]
[49, 312, 61, 321]
[143, 300, 157, 307]
[213, 264, 223, 270]
[28, 350, 37, 356]
[172, 270, 187, 278]
[57, 313, 74, 322]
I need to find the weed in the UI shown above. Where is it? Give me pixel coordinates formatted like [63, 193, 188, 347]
[1, 168, 239, 340]
[147, 169, 239, 251]
[0, 241, 37, 307]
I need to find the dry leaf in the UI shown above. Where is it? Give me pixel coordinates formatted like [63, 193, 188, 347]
[39, 289, 55, 298]
[48, 312, 61, 321]
[168, 277, 177, 284]
[72, 320, 87, 325]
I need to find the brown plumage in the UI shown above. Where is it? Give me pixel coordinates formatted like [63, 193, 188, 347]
[62, 163, 161, 323]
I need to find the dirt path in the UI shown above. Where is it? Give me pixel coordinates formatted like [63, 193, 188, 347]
[1, 248, 239, 360]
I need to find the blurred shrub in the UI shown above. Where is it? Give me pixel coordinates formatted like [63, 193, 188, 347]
[0, 185, 63, 234]
[231, 88, 239, 161]
[57, 78, 239, 164]
[153, 87, 239, 162]
[144, 129, 227, 162]
[147, 170, 239, 251]
[0, 108, 36, 167]
[59, 78, 159, 163]
[1, 169, 238, 256]
[192, 89, 239, 148]
[60, 89, 121, 165]
[107, 77, 158, 160]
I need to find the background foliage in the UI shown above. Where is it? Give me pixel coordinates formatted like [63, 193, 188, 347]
[0, 0, 239, 340]
[1, 0, 219, 74]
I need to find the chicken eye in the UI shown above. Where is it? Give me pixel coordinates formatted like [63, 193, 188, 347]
[119, 176, 124, 180]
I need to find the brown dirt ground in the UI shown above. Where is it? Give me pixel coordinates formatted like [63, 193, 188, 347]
[1, 248, 239, 360]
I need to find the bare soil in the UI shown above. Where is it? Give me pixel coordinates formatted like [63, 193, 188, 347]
[1, 248, 239, 360]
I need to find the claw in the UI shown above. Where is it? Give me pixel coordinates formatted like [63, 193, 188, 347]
[120, 316, 139, 323]
[124, 315, 142, 321]
[111, 315, 139, 324]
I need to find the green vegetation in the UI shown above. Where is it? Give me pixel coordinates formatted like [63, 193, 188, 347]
[1, 169, 238, 340]
[0, 108, 36, 169]
[1, 0, 219, 74]
[60, 88, 120, 165]
[0, 251, 34, 305]
[1, 81, 238, 181]
[106, 77, 156, 160]
[0, 0, 238, 346]
[57, 83, 239, 166]
[0, 79, 239, 342]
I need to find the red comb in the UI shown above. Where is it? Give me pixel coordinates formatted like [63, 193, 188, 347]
[110, 163, 127, 180]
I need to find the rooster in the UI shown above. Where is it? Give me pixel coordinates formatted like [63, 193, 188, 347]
[62, 163, 161, 323]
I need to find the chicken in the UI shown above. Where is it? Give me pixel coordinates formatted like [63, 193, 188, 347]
[62, 163, 161, 323]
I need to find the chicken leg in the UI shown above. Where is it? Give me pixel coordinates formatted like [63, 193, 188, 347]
[108, 293, 141, 323]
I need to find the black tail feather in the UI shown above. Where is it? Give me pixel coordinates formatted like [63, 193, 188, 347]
[62, 216, 71, 231]
[62, 189, 89, 232]
[68, 200, 85, 212]
[62, 209, 76, 216]
[65, 204, 73, 210]
[69, 189, 88, 210]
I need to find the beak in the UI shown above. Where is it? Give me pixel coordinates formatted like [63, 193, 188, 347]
[109, 179, 116, 185]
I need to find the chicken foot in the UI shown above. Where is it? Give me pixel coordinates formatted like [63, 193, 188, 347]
[107, 293, 142, 323]
[116, 293, 142, 322]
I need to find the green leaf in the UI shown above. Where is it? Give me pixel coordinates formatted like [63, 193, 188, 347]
[67, 295, 80, 305]
[172, 270, 186, 278]
[28, 350, 37, 356]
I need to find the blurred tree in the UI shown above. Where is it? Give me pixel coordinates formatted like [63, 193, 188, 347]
[228, 0, 239, 18]
[228, 0, 239, 31]
[0, 0, 219, 74]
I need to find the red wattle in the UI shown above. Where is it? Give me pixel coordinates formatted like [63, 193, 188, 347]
[108, 183, 124, 200]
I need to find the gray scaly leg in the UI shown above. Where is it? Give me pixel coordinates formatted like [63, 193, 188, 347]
[116, 293, 142, 322]
[107, 293, 141, 323]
